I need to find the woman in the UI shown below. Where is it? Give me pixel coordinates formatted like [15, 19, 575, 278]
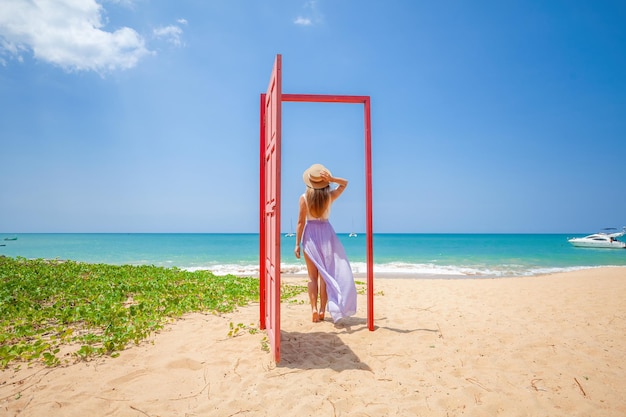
[294, 163, 357, 323]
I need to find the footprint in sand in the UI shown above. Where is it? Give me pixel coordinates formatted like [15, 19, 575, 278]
[166, 358, 205, 371]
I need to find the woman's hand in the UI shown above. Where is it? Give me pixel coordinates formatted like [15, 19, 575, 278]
[294, 244, 301, 259]
[319, 170, 332, 183]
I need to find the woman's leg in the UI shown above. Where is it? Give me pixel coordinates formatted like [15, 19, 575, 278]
[319, 276, 327, 320]
[304, 253, 320, 322]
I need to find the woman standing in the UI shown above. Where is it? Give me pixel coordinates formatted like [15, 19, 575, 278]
[294, 163, 357, 323]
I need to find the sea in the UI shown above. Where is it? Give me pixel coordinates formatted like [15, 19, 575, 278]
[1, 233, 626, 279]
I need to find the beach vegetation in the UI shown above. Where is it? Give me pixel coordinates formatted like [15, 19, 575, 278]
[260, 336, 269, 353]
[227, 322, 259, 337]
[0, 257, 306, 369]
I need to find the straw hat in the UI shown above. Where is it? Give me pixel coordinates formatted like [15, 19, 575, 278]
[302, 163, 332, 189]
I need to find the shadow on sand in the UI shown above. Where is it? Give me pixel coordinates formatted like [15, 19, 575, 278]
[277, 314, 439, 370]
[278, 328, 372, 371]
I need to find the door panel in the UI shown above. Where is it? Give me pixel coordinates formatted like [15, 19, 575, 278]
[262, 55, 282, 363]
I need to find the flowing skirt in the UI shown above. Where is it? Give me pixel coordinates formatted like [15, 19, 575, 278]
[302, 219, 357, 322]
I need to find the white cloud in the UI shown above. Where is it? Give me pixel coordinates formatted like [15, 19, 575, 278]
[294, 17, 313, 26]
[153, 23, 185, 47]
[293, 0, 323, 26]
[0, 0, 152, 73]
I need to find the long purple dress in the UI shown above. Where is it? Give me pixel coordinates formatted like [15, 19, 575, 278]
[302, 219, 357, 323]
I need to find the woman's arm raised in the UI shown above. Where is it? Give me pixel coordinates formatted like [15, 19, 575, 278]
[320, 171, 348, 201]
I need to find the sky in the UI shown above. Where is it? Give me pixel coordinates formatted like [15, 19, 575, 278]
[1, 0, 625, 234]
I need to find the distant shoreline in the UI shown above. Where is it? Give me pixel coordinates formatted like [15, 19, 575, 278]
[3, 233, 625, 278]
[283, 265, 626, 281]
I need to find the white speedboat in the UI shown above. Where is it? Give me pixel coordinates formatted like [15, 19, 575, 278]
[568, 227, 626, 249]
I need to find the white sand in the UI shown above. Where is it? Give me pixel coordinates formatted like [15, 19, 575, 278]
[2, 267, 625, 416]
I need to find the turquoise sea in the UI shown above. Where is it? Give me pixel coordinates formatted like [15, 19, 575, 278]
[1, 233, 626, 278]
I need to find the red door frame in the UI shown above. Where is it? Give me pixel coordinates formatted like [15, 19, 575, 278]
[260, 54, 375, 363]
[281, 93, 374, 333]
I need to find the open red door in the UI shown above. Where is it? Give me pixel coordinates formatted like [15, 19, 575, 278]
[259, 55, 282, 362]
[260, 54, 374, 363]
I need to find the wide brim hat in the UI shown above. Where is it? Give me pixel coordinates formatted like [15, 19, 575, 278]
[303, 163, 332, 189]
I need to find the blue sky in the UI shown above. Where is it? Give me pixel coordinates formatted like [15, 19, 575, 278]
[1, 0, 625, 234]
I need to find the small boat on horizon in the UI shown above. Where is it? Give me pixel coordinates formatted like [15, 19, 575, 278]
[568, 227, 626, 249]
[284, 220, 295, 237]
[3, 237, 17, 241]
[348, 218, 357, 237]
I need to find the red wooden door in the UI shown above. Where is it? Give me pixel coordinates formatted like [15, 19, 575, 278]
[261, 55, 282, 362]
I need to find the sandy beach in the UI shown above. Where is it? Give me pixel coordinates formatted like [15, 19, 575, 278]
[2, 267, 625, 416]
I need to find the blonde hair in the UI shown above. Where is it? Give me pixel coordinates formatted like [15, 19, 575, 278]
[306, 186, 330, 218]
